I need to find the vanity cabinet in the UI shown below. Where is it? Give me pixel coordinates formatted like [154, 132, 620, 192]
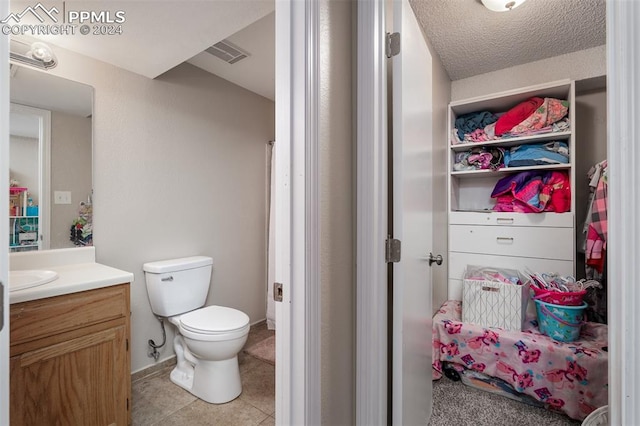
[9, 283, 131, 426]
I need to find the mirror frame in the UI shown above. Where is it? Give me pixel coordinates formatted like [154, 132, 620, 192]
[9, 103, 51, 250]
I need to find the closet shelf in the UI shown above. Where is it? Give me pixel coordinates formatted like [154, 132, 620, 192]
[450, 131, 571, 152]
[446, 80, 576, 301]
[451, 163, 570, 178]
[9, 187, 27, 195]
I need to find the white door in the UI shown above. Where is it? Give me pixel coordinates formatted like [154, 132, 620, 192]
[391, 0, 434, 424]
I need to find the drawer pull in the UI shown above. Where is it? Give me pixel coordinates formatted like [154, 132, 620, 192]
[496, 237, 514, 243]
[496, 218, 514, 224]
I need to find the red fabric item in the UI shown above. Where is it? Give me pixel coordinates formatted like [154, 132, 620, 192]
[544, 171, 571, 213]
[495, 97, 544, 136]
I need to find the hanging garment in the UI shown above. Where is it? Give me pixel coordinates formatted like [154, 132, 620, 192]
[580, 161, 605, 253]
[581, 160, 608, 323]
[585, 161, 608, 274]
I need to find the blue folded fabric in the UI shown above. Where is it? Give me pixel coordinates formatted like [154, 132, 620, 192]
[455, 111, 498, 141]
[504, 142, 569, 167]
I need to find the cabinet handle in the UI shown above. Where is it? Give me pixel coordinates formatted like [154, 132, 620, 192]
[496, 237, 514, 242]
[496, 218, 514, 224]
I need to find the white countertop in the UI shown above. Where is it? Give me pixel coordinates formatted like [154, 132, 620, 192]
[9, 247, 134, 304]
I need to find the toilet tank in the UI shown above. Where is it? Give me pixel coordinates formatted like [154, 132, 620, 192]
[143, 256, 213, 317]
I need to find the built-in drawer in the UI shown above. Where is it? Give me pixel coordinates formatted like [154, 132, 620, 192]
[449, 211, 574, 228]
[449, 225, 573, 260]
[448, 252, 575, 282]
[10, 284, 129, 347]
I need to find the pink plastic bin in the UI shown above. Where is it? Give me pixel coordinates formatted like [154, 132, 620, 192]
[530, 286, 586, 306]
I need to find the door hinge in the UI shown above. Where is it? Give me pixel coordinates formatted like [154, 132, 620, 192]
[126, 398, 129, 411]
[273, 282, 283, 302]
[126, 339, 129, 351]
[385, 237, 401, 263]
[386, 32, 400, 58]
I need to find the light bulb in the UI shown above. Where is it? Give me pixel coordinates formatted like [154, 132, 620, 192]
[481, 0, 527, 12]
[28, 42, 54, 62]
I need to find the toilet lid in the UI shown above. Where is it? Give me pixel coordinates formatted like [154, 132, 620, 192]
[179, 305, 249, 335]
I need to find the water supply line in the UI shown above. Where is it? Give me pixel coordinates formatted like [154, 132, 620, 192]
[148, 317, 166, 361]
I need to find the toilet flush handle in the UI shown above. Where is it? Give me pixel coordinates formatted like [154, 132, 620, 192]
[161, 276, 174, 282]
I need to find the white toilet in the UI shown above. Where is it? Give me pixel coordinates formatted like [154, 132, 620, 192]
[143, 256, 250, 404]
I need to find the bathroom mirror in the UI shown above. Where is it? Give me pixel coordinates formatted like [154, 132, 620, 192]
[9, 64, 93, 251]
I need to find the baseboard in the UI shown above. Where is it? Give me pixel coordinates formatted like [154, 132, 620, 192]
[131, 355, 176, 383]
[131, 319, 267, 383]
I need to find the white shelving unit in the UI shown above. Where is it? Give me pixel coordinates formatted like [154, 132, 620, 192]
[9, 187, 39, 252]
[447, 80, 576, 300]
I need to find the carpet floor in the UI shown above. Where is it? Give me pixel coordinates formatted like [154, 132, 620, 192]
[243, 321, 582, 425]
[429, 377, 582, 426]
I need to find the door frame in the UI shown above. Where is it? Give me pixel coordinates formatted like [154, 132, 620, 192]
[274, 0, 321, 424]
[355, 0, 389, 424]
[355, 0, 640, 424]
[606, 0, 640, 423]
[9, 103, 51, 251]
[1, 0, 10, 423]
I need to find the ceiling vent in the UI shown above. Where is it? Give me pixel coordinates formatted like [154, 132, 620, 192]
[205, 40, 249, 65]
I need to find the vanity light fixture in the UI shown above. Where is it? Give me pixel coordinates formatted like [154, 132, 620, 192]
[481, 0, 527, 12]
[9, 38, 58, 70]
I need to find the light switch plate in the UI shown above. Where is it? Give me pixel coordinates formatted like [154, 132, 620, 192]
[54, 191, 72, 204]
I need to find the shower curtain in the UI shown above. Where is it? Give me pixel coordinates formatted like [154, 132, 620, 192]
[266, 142, 276, 330]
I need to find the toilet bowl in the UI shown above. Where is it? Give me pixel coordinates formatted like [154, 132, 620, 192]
[168, 305, 250, 403]
[143, 256, 250, 404]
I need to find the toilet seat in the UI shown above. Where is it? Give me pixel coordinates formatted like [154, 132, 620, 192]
[176, 305, 250, 342]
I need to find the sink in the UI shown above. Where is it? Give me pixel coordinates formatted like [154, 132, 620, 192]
[9, 270, 59, 293]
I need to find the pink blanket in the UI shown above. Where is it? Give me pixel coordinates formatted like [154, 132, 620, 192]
[432, 300, 608, 420]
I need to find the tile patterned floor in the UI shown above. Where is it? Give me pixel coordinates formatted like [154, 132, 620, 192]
[132, 322, 275, 426]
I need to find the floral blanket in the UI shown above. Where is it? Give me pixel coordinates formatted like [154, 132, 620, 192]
[432, 300, 608, 420]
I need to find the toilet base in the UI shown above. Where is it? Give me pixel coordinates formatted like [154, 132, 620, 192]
[171, 335, 243, 404]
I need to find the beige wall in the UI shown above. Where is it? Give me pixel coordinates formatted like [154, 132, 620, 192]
[48, 48, 275, 372]
[320, 0, 354, 424]
[9, 135, 38, 203]
[50, 111, 92, 249]
[429, 38, 451, 314]
[451, 45, 606, 101]
[575, 87, 607, 278]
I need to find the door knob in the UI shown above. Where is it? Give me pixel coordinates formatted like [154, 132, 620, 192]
[428, 253, 443, 266]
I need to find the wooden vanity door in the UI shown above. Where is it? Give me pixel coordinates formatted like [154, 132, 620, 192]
[10, 324, 128, 426]
[9, 284, 131, 426]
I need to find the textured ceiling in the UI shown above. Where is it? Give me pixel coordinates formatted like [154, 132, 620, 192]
[409, 0, 606, 81]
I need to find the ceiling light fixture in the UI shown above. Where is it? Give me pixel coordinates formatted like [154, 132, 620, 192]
[481, 0, 527, 12]
[9, 39, 58, 70]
